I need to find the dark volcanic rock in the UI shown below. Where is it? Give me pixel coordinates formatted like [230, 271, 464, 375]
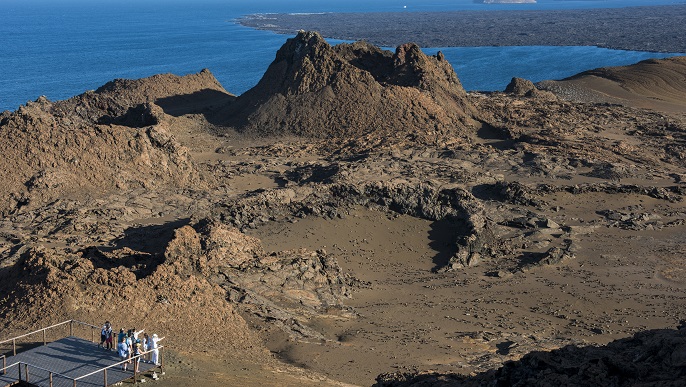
[212, 179, 497, 272]
[239, 6, 686, 53]
[374, 328, 686, 386]
[163, 220, 355, 341]
[217, 31, 478, 138]
[505, 77, 536, 96]
[505, 77, 555, 99]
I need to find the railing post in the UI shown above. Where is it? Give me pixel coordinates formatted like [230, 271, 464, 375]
[73, 379, 77, 387]
[103, 368, 107, 387]
[12, 339, 16, 356]
[160, 346, 164, 372]
[25, 363, 29, 383]
[70, 320, 73, 337]
[2, 355, 5, 374]
[50, 372, 54, 387]
[92, 328, 94, 343]
[43, 328, 47, 345]
[17, 362, 21, 382]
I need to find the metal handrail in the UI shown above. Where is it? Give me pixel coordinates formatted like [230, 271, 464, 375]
[2, 355, 19, 375]
[0, 320, 71, 345]
[1, 360, 79, 387]
[1, 321, 166, 386]
[0, 346, 165, 387]
[5, 360, 73, 380]
[70, 320, 99, 330]
[0, 361, 19, 378]
[74, 345, 165, 380]
[0, 319, 101, 356]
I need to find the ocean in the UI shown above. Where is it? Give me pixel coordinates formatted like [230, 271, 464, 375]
[1, 0, 684, 112]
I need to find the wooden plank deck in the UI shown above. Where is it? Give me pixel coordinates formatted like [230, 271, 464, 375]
[0, 336, 158, 387]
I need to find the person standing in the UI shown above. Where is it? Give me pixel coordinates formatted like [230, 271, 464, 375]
[142, 333, 151, 362]
[104, 322, 113, 351]
[99, 321, 110, 348]
[117, 328, 126, 344]
[117, 338, 130, 371]
[125, 330, 133, 349]
[132, 340, 142, 376]
[150, 334, 164, 366]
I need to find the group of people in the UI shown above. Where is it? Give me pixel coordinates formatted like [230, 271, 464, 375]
[98, 321, 164, 372]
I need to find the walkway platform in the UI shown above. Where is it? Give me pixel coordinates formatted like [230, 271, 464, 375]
[0, 336, 158, 387]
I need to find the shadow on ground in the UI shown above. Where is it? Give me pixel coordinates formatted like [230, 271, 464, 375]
[374, 328, 686, 386]
[105, 218, 191, 255]
[156, 89, 235, 124]
[85, 218, 191, 279]
[428, 219, 461, 271]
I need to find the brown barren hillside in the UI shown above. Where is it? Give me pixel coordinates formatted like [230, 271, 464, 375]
[216, 31, 478, 139]
[0, 70, 236, 215]
[538, 56, 686, 113]
[1, 33, 686, 387]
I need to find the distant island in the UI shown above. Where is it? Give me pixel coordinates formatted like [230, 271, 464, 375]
[477, 0, 536, 3]
[239, 4, 686, 53]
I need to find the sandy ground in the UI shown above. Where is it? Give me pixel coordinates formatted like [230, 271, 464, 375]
[108, 350, 352, 386]
[241, 205, 685, 385]
[161, 351, 353, 387]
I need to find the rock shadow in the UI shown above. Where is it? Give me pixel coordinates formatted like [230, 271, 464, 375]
[155, 89, 235, 124]
[284, 164, 340, 185]
[515, 251, 549, 271]
[471, 183, 506, 202]
[496, 340, 517, 355]
[428, 219, 461, 271]
[97, 104, 158, 128]
[81, 246, 161, 281]
[0, 263, 23, 323]
[374, 328, 686, 386]
[105, 218, 191, 255]
[476, 123, 515, 150]
[88, 218, 191, 279]
[273, 175, 289, 188]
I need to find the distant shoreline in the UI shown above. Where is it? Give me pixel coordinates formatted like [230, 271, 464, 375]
[239, 4, 686, 53]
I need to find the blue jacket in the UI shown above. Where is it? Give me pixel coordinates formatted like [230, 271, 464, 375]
[117, 342, 129, 358]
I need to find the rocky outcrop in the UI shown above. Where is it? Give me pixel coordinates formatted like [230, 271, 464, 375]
[0, 71, 233, 215]
[72, 69, 233, 123]
[211, 178, 497, 272]
[0, 237, 261, 354]
[217, 31, 478, 139]
[336, 181, 497, 271]
[0, 213, 353, 345]
[160, 219, 355, 341]
[505, 77, 555, 99]
[505, 77, 537, 96]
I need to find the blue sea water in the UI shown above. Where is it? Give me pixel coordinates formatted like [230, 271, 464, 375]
[1, 0, 684, 112]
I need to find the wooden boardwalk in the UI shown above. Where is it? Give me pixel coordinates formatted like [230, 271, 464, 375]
[0, 336, 158, 387]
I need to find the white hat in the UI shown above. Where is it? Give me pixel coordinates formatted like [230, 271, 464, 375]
[152, 334, 158, 338]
